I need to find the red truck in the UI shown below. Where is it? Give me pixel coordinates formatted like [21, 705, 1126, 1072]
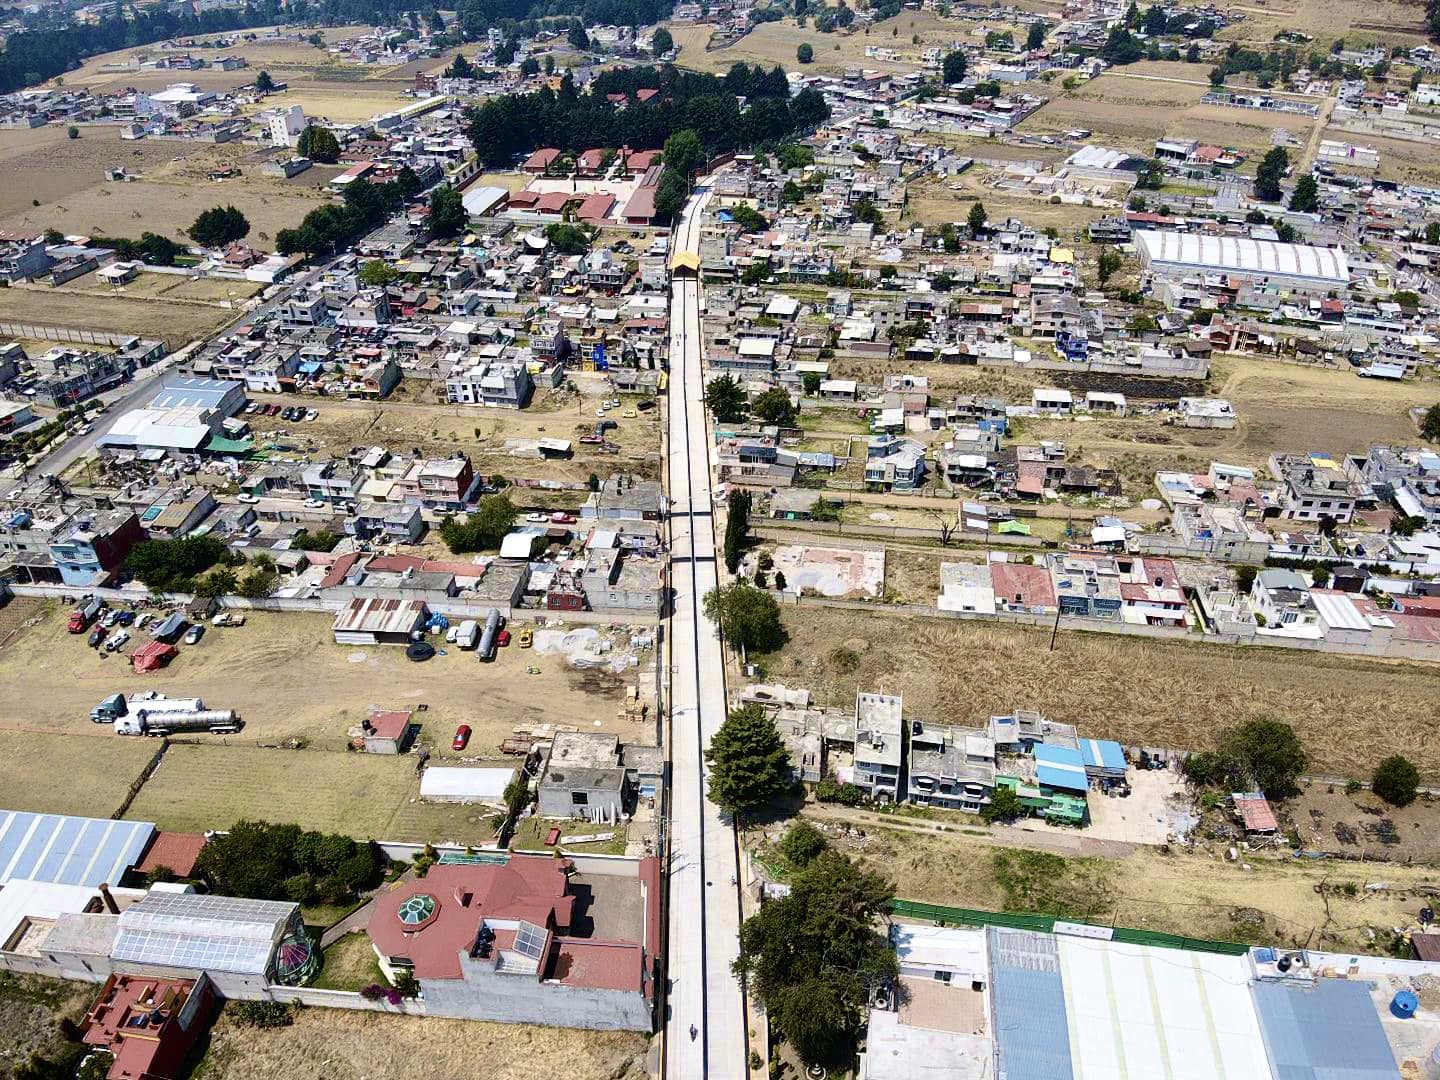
[67, 598, 104, 634]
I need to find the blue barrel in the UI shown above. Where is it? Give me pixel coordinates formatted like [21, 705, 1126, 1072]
[1392, 990, 1419, 1019]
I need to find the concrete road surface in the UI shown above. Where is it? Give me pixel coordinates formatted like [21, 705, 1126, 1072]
[664, 185, 749, 1080]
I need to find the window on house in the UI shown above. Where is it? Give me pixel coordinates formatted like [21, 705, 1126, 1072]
[572, 791, 589, 805]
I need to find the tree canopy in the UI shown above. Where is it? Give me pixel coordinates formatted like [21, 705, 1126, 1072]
[1182, 717, 1308, 798]
[439, 494, 517, 553]
[652, 27, 673, 56]
[428, 183, 465, 238]
[196, 820, 383, 905]
[1254, 146, 1289, 202]
[126, 535, 231, 591]
[703, 582, 785, 653]
[704, 703, 793, 818]
[751, 387, 796, 427]
[942, 50, 967, 84]
[703, 372, 748, 422]
[188, 204, 250, 248]
[464, 64, 828, 169]
[1373, 755, 1420, 807]
[735, 851, 897, 1066]
[297, 124, 341, 164]
[1288, 173, 1319, 213]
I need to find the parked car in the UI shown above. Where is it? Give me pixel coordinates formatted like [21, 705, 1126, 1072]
[622, 409, 637, 419]
[267, 403, 282, 416]
[304, 409, 319, 422]
[115, 610, 136, 626]
[452, 725, 472, 751]
[184, 624, 205, 646]
[550, 512, 576, 524]
[518, 629, 533, 649]
[245, 402, 260, 414]
[135, 613, 153, 629]
[105, 629, 129, 652]
[303, 498, 325, 509]
[497, 629, 511, 648]
[88, 625, 107, 648]
[236, 494, 260, 504]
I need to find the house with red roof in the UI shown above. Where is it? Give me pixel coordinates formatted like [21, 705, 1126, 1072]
[366, 854, 658, 1030]
[990, 561, 1056, 614]
[81, 973, 218, 1080]
[576, 147, 612, 176]
[521, 147, 561, 174]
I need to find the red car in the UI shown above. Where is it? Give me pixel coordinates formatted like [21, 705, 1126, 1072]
[452, 725, 471, 751]
[497, 629, 511, 648]
[550, 512, 577, 524]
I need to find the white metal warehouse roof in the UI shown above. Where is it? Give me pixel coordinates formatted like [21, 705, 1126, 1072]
[1136, 230, 1350, 285]
[0, 811, 155, 888]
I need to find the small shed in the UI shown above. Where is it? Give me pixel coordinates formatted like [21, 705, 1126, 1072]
[331, 598, 428, 645]
[1079, 739, 1127, 780]
[1232, 792, 1278, 834]
[362, 709, 415, 755]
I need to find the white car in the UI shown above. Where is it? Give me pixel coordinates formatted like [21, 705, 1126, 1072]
[445, 626, 460, 644]
[526, 512, 550, 524]
[304, 409, 319, 422]
[303, 498, 326, 509]
[596, 408, 607, 417]
[105, 629, 129, 653]
[236, 494, 260, 504]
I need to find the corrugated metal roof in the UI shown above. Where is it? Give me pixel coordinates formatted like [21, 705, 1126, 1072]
[1136, 230, 1350, 284]
[0, 811, 154, 888]
[1034, 743, 1089, 793]
[989, 927, 1074, 1080]
[1251, 979, 1401, 1080]
[111, 891, 295, 975]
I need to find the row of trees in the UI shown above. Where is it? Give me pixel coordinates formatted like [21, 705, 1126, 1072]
[464, 62, 828, 179]
[275, 166, 423, 257]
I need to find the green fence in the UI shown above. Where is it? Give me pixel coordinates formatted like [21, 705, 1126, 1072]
[888, 899, 1250, 957]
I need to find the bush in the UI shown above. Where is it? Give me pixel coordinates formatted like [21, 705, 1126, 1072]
[232, 1001, 294, 1029]
[815, 778, 864, 806]
[777, 820, 827, 867]
[1372, 755, 1420, 807]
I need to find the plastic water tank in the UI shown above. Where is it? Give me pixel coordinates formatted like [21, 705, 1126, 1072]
[1391, 990, 1419, 1019]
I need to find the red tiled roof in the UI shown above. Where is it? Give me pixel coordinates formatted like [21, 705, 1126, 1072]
[626, 150, 660, 171]
[554, 940, 643, 993]
[320, 551, 362, 588]
[508, 190, 541, 208]
[991, 562, 1055, 609]
[134, 831, 207, 877]
[368, 858, 576, 980]
[368, 709, 412, 740]
[577, 193, 616, 224]
[534, 191, 575, 214]
[1398, 595, 1440, 618]
[522, 147, 561, 170]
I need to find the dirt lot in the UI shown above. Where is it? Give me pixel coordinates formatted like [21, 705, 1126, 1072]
[244, 81, 420, 124]
[0, 609, 651, 754]
[908, 172, 1109, 234]
[1322, 124, 1440, 185]
[827, 821, 1440, 953]
[1284, 781, 1440, 863]
[251, 387, 664, 484]
[0, 286, 239, 348]
[0, 136, 339, 251]
[197, 1003, 647, 1080]
[761, 607, 1440, 778]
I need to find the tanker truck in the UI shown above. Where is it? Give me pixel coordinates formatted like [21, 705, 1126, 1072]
[114, 709, 242, 736]
[91, 693, 205, 724]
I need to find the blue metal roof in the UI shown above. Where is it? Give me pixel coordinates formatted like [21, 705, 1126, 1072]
[988, 927, 1074, 1080]
[1033, 743, 1089, 793]
[0, 810, 155, 888]
[1079, 738, 1127, 773]
[1251, 978, 1402, 1080]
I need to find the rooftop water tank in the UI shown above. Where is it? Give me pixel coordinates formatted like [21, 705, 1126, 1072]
[1392, 990, 1419, 1019]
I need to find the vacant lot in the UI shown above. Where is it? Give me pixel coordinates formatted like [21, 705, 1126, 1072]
[826, 823, 1440, 954]
[0, 732, 158, 818]
[671, 12, 964, 76]
[249, 389, 664, 484]
[0, 609, 649, 756]
[61, 267, 263, 306]
[197, 1002, 647, 1080]
[763, 607, 1440, 777]
[0, 286, 237, 347]
[1284, 781, 1440, 863]
[1025, 67, 1318, 155]
[1216, 0, 1429, 46]
[1321, 124, 1440, 185]
[245, 81, 417, 124]
[908, 172, 1108, 233]
[0, 973, 92, 1080]
[0, 139, 336, 251]
[122, 743, 514, 844]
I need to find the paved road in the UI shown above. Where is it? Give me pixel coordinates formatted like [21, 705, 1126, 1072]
[663, 185, 748, 1080]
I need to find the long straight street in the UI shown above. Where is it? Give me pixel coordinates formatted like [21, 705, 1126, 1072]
[663, 184, 748, 1079]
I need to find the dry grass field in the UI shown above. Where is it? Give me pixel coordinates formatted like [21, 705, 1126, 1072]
[0, 732, 159, 819]
[0, 286, 238, 346]
[1024, 67, 1316, 155]
[196, 1004, 647, 1080]
[0, 973, 92, 1080]
[762, 608, 1440, 777]
[831, 824, 1440, 953]
[125, 741, 530, 844]
[243, 81, 418, 124]
[1321, 125, 1440, 185]
[1216, 0, 1430, 46]
[908, 172, 1109, 232]
[248, 389, 664, 484]
[0, 138, 338, 251]
[670, 11, 965, 76]
[61, 268, 263, 305]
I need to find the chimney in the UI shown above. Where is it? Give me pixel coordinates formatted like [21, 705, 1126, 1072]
[99, 883, 119, 914]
